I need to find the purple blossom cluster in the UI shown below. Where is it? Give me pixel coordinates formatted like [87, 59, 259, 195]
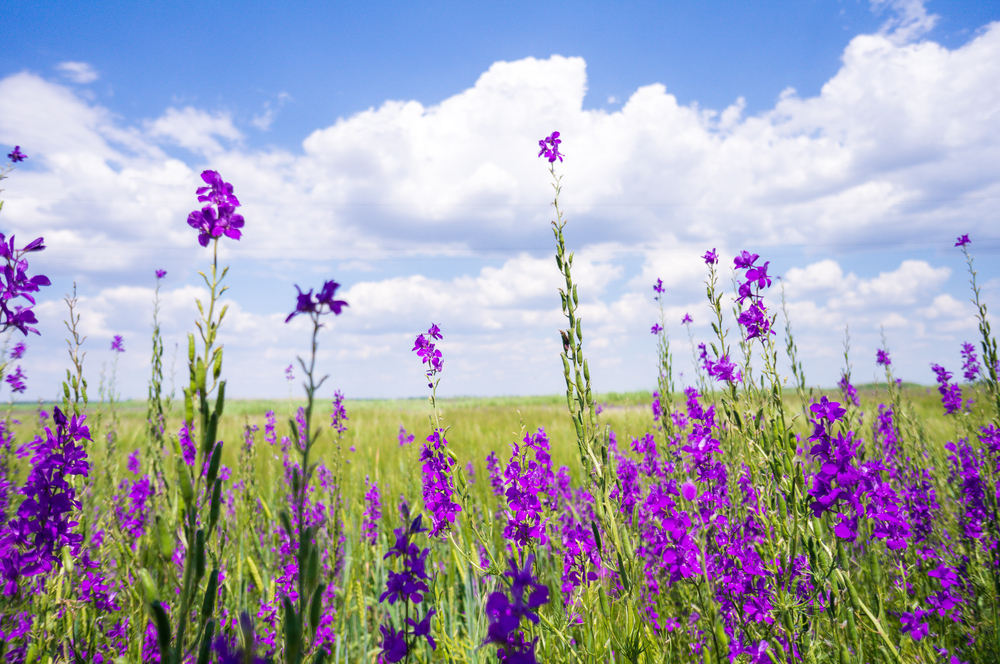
[931, 363, 965, 415]
[361, 475, 381, 545]
[733, 250, 775, 342]
[838, 371, 860, 407]
[379, 515, 436, 662]
[330, 390, 348, 435]
[484, 556, 550, 664]
[0, 407, 90, 595]
[6, 147, 26, 163]
[537, 131, 563, 163]
[285, 280, 348, 322]
[420, 429, 462, 537]
[186, 170, 245, 247]
[960, 342, 981, 382]
[501, 429, 554, 548]
[412, 323, 443, 384]
[0, 233, 50, 336]
[113, 450, 153, 541]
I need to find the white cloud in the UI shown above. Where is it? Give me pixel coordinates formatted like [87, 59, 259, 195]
[2, 18, 1000, 397]
[872, 0, 939, 44]
[55, 61, 99, 84]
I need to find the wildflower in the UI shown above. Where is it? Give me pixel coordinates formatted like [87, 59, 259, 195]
[413, 324, 444, 379]
[537, 131, 563, 163]
[284, 364, 294, 381]
[651, 323, 663, 335]
[187, 170, 245, 246]
[362, 476, 382, 545]
[653, 278, 664, 294]
[702, 248, 718, 265]
[484, 555, 550, 646]
[955, 234, 970, 247]
[6, 147, 26, 163]
[111, 335, 125, 353]
[900, 608, 930, 641]
[420, 430, 461, 536]
[960, 342, 980, 382]
[486, 451, 504, 497]
[0, 234, 51, 336]
[5, 366, 26, 394]
[681, 313, 692, 325]
[876, 349, 891, 367]
[155, 269, 167, 279]
[331, 390, 348, 435]
[378, 515, 436, 661]
[838, 372, 859, 407]
[285, 280, 348, 322]
[10, 343, 26, 361]
[398, 425, 415, 446]
[931, 364, 964, 415]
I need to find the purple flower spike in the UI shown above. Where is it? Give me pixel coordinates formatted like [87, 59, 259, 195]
[653, 278, 664, 294]
[6, 147, 26, 163]
[702, 248, 718, 265]
[955, 234, 970, 247]
[537, 131, 564, 163]
[11, 342, 26, 361]
[155, 269, 167, 279]
[876, 348, 891, 367]
[651, 323, 663, 335]
[681, 313, 692, 325]
[111, 335, 125, 353]
[187, 170, 244, 247]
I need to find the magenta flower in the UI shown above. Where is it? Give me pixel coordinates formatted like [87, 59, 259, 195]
[702, 248, 718, 265]
[876, 348, 891, 367]
[0, 234, 51, 336]
[653, 278, 664, 294]
[900, 608, 930, 641]
[413, 324, 444, 381]
[960, 342, 980, 382]
[10, 343, 26, 361]
[155, 269, 167, 279]
[361, 476, 382, 545]
[955, 234, 970, 247]
[537, 131, 564, 163]
[186, 170, 244, 247]
[681, 313, 692, 325]
[6, 147, 26, 163]
[651, 323, 662, 335]
[110, 335, 125, 353]
[5, 366, 26, 394]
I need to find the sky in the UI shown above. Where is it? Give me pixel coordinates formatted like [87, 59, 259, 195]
[1, 0, 999, 401]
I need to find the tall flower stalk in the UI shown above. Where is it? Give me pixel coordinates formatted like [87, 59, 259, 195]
[282, 278, 348, 662]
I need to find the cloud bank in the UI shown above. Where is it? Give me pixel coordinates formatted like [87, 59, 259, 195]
[1, 16, 998, 400]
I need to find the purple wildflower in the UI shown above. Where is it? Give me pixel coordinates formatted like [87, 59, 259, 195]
[931, 364, 964, 415]
[537, 132, 563, 163]
[6, 147, 26, 163]
[955, 234, 970, 247]
[379, 515, 436, 660]
[362, 476, 382, 545]
[110, 335, 125, 353]
[155, 269, 167, 279]
[681, 313, 692, 325]
[733, 250, 775, 341]
[900, 608, 930, 641]
[486, 451, 504, 497]
[10, 343, 26, 361]
[702, 248, 718, 265]
[187, 170, 245, 247]
[960, 342, 980, 382]
[838, 372, 859, 407]
[5, 366, 26, 394]
[285, 280, 348, 322]
[398, 426, 415, 447]
[284, 364, 294, 381]
[876, 349, 891, 367]
[331, 390, 348, 435]
[0, 233, 51, 336]
[651, 323, 663, 335]
[178, 425, 196, 466]
[413, 324, 444, 384]
[420, 430, 462, 537]
[653, 278, 664, 294]
[501, 429, 554, 548]
[484, 555, 550, 649]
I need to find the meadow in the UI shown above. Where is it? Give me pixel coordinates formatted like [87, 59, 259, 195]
[0, 138, 997, 664]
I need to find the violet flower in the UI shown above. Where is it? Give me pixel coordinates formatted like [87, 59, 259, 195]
[876, 349, 891, 367]
[110, 335, 125, 353]
[10, 342, 25, 361]
[931, 364, 964, 415]
[331, 390, 348, 435]
[187, 170, 245, 247]
[955, 234, 970, 247]
[484, 555, 550, 651]
[838, 372, 859, 407]
[361, 475, 381, 545]
[420, 430, 462, 537]
[378, 514, 436, 661]
[651, 323, 662, 335]
[486, 451, 504, 497]
[6, 147, 26, 163]
[155, 269, 167, 279]
[733, 250, 775, 341]
[398, 425, 415, 447]
[960, 342, 980, 382]
[702, 248, 718, 265]
[537, 131, 563, 163]
[412, 323, 444, 384]
[900, 608, 930, 641]
[681, 313, 692, 325]
[285, 280, 348, 322]
[0, 234, 51, 336]
[5, 366, 26, 394]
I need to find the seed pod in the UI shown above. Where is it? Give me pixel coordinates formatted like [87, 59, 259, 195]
[206, 442, 223, 487]
[184, 388, 194, 429]
[157, 516, 174, 560]
[196, 619, 215, 664]
[139, 568, 159, 603]
[188, 333, 196, 363]
[194, 528, 206, 582]
[846, 607, 859, 645]
[178, 459, 194, 508]
[208, 480, 222, 532]
[283, 596, 302, 664]
[202, 569, 219, 621]
[777, 492, 788, 521]
[583, 359, 590, 383]
[151, 601, 172, 664]
[308, 583, 325, 636]
[572, 283, 578, 307]
[205, 412, 219, 455]
[305, 545, 320, 593]
[214, 380, 226, 418]
[212, 348, 223, 381]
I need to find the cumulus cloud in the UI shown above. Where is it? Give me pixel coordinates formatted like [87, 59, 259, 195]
[55, 61, 99, 84]
[2, 15, 999, 397]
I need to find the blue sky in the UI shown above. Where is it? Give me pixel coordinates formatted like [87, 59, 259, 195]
[1, 0, 999, 400]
